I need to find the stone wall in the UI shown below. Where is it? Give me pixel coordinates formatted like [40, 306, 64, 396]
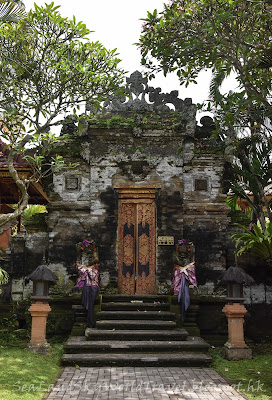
[1, 72, 271, 342]
[2, 72, 234, 299]
[43, 115, 229, 294]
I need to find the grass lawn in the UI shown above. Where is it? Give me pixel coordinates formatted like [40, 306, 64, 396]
[211, 341, 272, 400]
[0, 342, 63, 400]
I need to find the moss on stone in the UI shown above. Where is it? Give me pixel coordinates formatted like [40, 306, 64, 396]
[87, 111, 188, 132]
[194, 137, 224, 155]
[49, 136, 82, 158]
[23, 213, 47, 232]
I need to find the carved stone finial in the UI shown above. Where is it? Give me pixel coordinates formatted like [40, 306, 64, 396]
[60, 114, 77, 136]
[126, 70, 148, 97]
[195, 115, 216, 138]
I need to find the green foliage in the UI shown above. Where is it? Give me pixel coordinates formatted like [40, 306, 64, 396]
[0, 266, 9, 285]
[0, 2, 125, 136]
[231, 221, 272, 263]
[0, 312, 22, 343]
[106, 115, 134, 129]
[229, 137, 272, 230]
[226, 192, 241, 212]
[0, 0, 26, 22]
[21, 205, 47, 220]
[140, 0, 272, 95]
[88, 111, 188, 130]
[211, 344, 272, 400]
[227, 136, 272, 261]
[0, 246, 9, 292]
[88, 113, 136, 129]
[0, 344, 63, 400]
[258, 47, 272, 68]
[139, 0, 272, 160]
[0, 2, 125, 227]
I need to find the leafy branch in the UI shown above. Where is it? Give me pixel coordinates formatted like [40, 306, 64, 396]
[0, 2, 125, 228]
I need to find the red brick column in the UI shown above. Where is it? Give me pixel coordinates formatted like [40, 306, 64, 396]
[222, 303, 252, 360]
[29, 301, 51, 351]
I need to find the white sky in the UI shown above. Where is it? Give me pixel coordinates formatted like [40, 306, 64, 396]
[23, 0, 215, 107]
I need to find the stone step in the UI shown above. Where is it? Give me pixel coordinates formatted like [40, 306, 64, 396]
[95, 319, 177, 330]
[64, 336, 210, 354]
[70, 323, 86, 337]
[97, 310, 176, 320]
[75, 316, 87, 323]
[73, 311, 87, 317]
[72, 305, 87, 322]
[185, 317, 199, 325]
[101, 302, 169, 311]
[74, 311, 87, 316]
[102, 295, 169, 303]
[72, 305, 85, 310]
[62, 352, 212, 367]
[85, 328, 188, 341]
[71, 298, 100, 306]
[67, 296, 211, 369]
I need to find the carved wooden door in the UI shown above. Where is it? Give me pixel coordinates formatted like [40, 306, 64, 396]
[116, 186, 159, 294]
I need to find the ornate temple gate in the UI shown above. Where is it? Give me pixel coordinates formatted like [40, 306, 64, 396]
[115, 185, 161, 294]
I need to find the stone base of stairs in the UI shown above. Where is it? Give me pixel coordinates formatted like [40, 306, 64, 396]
[62, 352, 212, 367]
[85, 327, 188, 341]
[62, 295, 212, 367]
[64, 335, 209, 353]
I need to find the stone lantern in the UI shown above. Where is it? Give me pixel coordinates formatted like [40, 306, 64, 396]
[219, 266, 254, 360]
[26, 264, 56, 353]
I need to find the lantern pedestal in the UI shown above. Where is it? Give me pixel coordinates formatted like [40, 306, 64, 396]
[28, 301, 51, 354]
[222, 303, 252, 360]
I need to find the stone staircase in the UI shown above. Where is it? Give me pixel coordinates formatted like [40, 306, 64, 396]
[62, 295, 212, 367]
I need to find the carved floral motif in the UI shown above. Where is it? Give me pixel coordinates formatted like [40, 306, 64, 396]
[87, 70, 193, 113]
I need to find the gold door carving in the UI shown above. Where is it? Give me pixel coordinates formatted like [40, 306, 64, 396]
[116, 185, 160, 295]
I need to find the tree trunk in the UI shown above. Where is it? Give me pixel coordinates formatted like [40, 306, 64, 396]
[0, 150, 29, 228]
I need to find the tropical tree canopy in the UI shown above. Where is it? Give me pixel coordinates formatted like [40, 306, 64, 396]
[139, 0, 272, 138]
[0, 0, 25, 22]
[0, 2, 125, 227]
[139, 0, 272, 260]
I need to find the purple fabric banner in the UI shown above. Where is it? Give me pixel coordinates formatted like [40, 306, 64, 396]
[73, 264, 100, 328]
[74, 264, 100, 288]
[171, 262, 197, 322]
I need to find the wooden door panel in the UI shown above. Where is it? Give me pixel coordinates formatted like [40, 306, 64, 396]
[117, 203, 136, 295]
[117, 186, 159, 295]
[136, 202, 156, 294]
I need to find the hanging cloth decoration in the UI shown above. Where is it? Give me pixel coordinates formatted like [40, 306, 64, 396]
[73, 238, 100, 328]
[172, 261, 197, 322]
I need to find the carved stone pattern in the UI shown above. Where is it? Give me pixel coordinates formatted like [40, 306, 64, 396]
[195, 179, 208, 191]
[86, 71, 192, 113]
[65, 176, 79, 190]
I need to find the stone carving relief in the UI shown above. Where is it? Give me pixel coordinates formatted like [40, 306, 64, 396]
[86, 71, 193, 113]
[195, 116, 216, 139]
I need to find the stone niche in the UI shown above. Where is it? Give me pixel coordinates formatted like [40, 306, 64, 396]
[6, 71, 231, 300]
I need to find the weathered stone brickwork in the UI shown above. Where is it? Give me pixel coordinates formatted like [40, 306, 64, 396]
[34, 71, 230, 296]
[1, 72, 235, 300]
[1, 72, 271, 340]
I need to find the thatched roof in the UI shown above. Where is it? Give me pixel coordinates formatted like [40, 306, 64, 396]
[218, 266, 255, 286]
[26, 265, 56, 283]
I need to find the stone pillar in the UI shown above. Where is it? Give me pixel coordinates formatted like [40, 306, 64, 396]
[28, 301, 51, 354]
[222, 303, 252, 360]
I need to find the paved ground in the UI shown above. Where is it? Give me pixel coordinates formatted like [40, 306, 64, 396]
[45, 367, 248, 400]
